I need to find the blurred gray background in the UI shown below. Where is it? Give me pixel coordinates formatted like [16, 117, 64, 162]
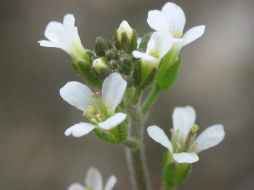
[0, 0, 254, 189]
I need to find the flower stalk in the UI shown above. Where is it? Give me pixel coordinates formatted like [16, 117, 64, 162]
[125, 104, 151, 190]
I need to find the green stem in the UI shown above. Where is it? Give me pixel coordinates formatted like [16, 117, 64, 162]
[132, 88, 143, 104]
[123, 138, 139, 150]
[125, 104, 151, 190]
[142, 85, 161, 115]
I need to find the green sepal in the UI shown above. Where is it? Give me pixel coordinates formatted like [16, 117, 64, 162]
[94, 120, 128, 144]
[72, 60, 102, 88]
[162, 152, 191, 190]
[138, 33, 152, 51]
[156, 49, 181, 90]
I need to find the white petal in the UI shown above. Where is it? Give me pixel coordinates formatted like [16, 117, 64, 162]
[161, 2, 186, 33]
[68, 183, 85, 190]
[195, 124, 225, 153]
[101, 73, 127, 112]
[147, 10, 169, 33]
[173, 152, 199, 163]
[60, 81, 93, 111]
[182, 25, 205, 46]
[98, 113, 127, 130]
[44, 21, 65, 44]
[64, 122, 95, 137]
[132, 51, 158, 64]
[85, 167, 103, 190]
[104, 176, 117, 190]
[132, 50, 147, 59]
[154, 32, 173, 58]
[38, 40, 58, 48]
[63, 14, 75, 28]
[172, 106, 196, 141]
[147, 125, 173, 152]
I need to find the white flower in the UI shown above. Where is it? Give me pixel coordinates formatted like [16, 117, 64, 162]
[132, 32, 173, 64]
[147, 106, 225, 163]
[38, 14, 87, 61]
[68, 167, 117, 190]
[147, 2, 205, 48]
[60, 73, 127, 137]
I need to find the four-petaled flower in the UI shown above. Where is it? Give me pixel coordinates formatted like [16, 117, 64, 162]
[147, 106, 225, 163]
[38, 14, 88, 61]
[60, 73, 127, 137]
[147, 2, 205, 48]
[132, 32, 173, 64]
[68, 167, 117, 190]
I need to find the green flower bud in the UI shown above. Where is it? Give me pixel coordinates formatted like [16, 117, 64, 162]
[72, 53, 102, 88]
[95, 37, 112, 56]
[92, 58, 111, 79]
[114, 20, 137, 53]
[105, 49, 118, 60]
[118, 51, 133, 75]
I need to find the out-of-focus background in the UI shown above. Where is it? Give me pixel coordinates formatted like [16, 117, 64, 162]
[0, 0, 253, 189]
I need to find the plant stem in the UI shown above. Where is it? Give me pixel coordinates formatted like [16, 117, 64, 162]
[142, 85, 161, 115]
[125, 104, 151, 190]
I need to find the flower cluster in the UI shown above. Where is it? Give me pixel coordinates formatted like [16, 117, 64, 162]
[38, 2, 225, 190]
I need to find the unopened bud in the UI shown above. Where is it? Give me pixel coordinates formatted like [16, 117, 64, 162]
[115, 20, 137, 53]
[95, 37, 112, 56]
[92, 58, 111, 79]
[118, 51, 133, 75]
[105, 49, 118, 60]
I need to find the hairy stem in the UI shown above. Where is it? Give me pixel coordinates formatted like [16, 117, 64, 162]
[142, 85, 161, 115]
[125, 104, 151, 190]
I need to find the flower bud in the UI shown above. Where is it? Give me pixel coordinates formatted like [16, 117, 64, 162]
[95, 37, 112, 56]
[92, 58, 111, 79]
[114, 20, 137, 53]
[118, 51, 133, 75]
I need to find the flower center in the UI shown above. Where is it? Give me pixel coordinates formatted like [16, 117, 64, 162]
[83, 92, 112, 124]
[150, 50, 160, 59]
[172, 31, 183, 39]
[171, 124, 199, 153]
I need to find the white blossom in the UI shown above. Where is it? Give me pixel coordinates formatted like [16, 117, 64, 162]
[132, 32, 173, 64]
[38, 14, 87, 61]
[68, 167, 117, 190]
[147, 106, 225, 163]
[60, 73, 127, 137]
[147, 2, 205, 48]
